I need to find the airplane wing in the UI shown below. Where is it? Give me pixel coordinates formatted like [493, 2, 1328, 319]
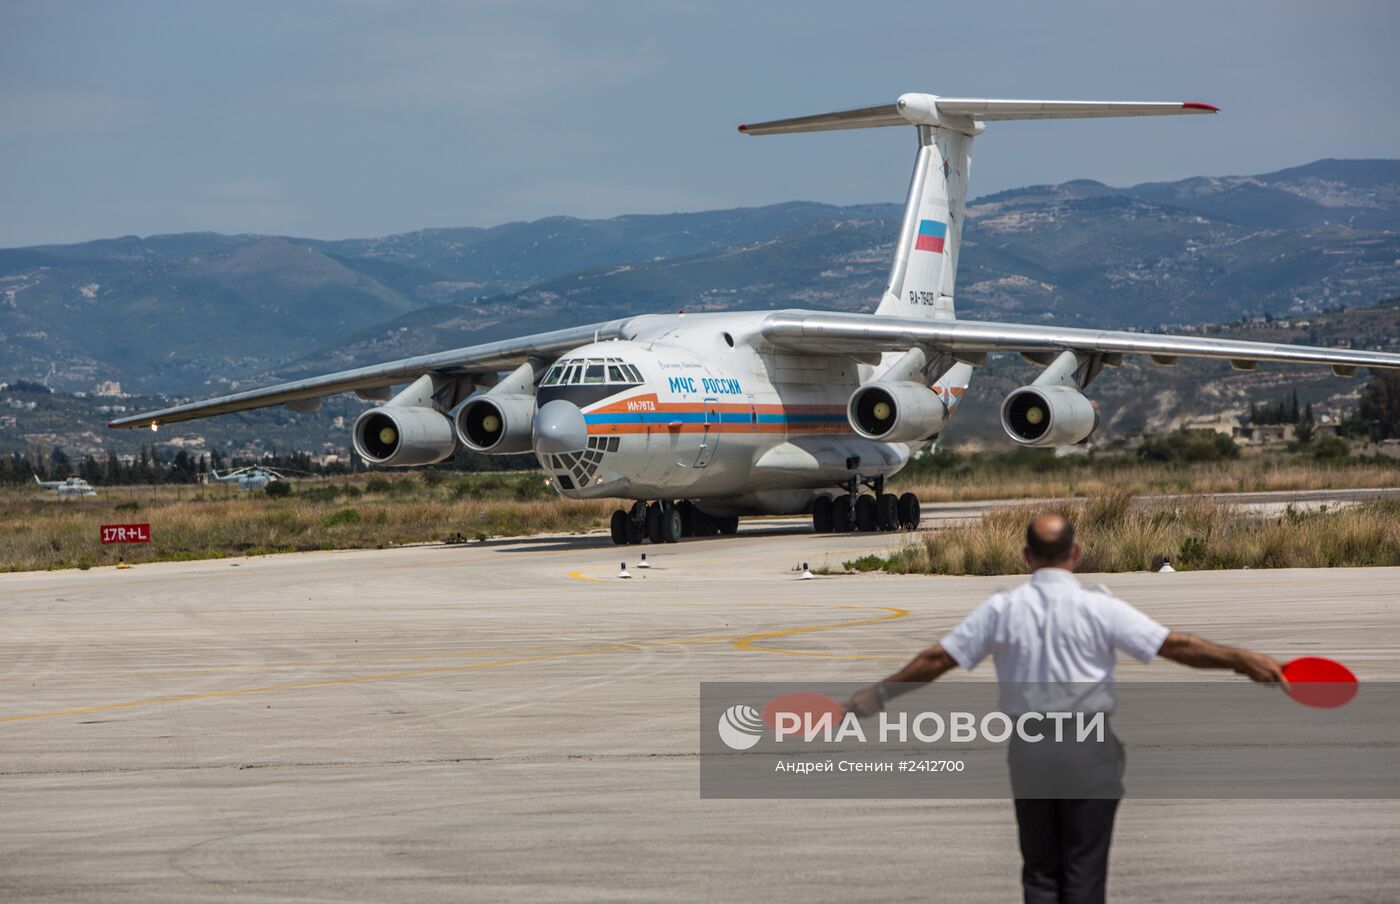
[760, 311, 1400, 374]
[109, 318, 634, 429]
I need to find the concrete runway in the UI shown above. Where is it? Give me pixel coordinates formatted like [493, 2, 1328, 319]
[3, 501, 1399, 902]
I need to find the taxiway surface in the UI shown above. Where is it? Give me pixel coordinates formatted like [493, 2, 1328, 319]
[3, 506, 1399, 902]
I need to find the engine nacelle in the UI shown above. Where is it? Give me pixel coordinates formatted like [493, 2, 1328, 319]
[847, 381, 949, 443]
[1001, 385, 1099, 447]
[352, 406, 457, 466]
[453, 394, 535, 454]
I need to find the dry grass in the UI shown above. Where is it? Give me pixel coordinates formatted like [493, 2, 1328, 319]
[895, 459, 1400, 503]
[0, 472, 614, 573]
[6, 454, 1399, 573]
[872, 495, 1400, 575]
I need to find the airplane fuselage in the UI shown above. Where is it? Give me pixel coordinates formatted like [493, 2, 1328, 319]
[532, 312, 961, 516]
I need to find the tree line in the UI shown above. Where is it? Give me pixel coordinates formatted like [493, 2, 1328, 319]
[0, 446, 352, 486]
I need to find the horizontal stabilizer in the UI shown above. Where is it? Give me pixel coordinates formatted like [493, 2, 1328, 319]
[739, 94, 1218, 135]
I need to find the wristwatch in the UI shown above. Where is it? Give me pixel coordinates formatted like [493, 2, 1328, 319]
[874, 681, 890, 710]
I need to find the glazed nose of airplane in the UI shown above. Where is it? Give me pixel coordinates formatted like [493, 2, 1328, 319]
[532, 399, 588, 454]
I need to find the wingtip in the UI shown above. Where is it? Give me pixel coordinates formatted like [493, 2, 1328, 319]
[737, 123, 749, 133]
[1182, 102, 1220, 113]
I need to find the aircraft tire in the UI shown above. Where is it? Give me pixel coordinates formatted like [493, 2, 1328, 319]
[811, 494, 834, 533]
[898, 492, 921, 530]
[875, 494, 899, 532]
[627, 501, 646, 543]
[832, 494, 853, 532]
[646, 503, 665, 544]
[718, 515, 739, 536]
[676, 500, 696, 538]
[661, 505, 684, 543]
[855, 494, 877, 532]
[610, 510, 629, 545]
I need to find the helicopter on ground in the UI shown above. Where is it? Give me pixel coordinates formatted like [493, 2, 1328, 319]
[210, 466, 286, 492]
[34, 474, 97, 498]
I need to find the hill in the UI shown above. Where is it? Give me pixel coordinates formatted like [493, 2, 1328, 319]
[2, 159, 1398, 394]
[5, 298, 1397, 460]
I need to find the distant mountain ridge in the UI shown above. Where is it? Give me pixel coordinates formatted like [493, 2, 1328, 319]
[2, 159, 1397, 393]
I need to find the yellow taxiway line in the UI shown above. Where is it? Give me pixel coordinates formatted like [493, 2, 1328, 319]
[1, 604, 911, 725]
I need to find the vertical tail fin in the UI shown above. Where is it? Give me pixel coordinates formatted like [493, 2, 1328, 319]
[876, 124, 976, 322]
[738, 93, 1216, 403]
[739, 93, 1215, 325]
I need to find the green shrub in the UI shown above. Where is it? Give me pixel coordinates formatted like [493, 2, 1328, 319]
[511, 475, 551, 501]
[297, 485, 342, 503]
[843, 554, 889, 573]
[1138, 430, 1240, 463]
[1313, 436, 1349, 460]
[323, 507, 362, 528]
[264, 480, 292, 498]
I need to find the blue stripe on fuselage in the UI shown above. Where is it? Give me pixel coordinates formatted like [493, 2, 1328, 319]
[583, 412, 846, 425]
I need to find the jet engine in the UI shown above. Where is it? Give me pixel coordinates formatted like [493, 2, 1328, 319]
[1001, 385, 1099, 447]
[352, 406, 457, 466]
[453, 394, 535, 454]
[847, 382, 949, 443]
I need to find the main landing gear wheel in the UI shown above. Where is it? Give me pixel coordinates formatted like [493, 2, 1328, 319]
[645, 502, 665, 544]
[898, 492, 921, 530]
[676, 500, 696, 538]
[609, 510, 629, 545]
[717, 515, 739, 536]
[875, 493, 900, 532]
[832, 494, 853, 533]
[855, 494, 877, 532]
[626, 502, 645, 544]
[661, 505, 684, 543]
[811, 494, 834, 533]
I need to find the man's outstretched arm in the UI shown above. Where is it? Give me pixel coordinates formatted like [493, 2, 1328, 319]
[845, 644, 958, 717]
[1158, 631, 1287, 684]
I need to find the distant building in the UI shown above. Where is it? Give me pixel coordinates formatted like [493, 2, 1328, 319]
[1235, 423, 1296, 446]
[94, 381, 123, 397]
[1180, 412, 1242, 438]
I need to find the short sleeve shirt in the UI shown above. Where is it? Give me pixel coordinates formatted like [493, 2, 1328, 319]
[939, 568, 1169, 712]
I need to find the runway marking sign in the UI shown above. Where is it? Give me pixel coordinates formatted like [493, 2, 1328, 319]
[100, 523, 151, 544]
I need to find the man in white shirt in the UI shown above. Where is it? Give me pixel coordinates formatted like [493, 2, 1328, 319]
[846, 513, 1285, 904]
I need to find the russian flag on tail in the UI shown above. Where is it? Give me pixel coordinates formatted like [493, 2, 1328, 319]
[915, 219, 947, 253]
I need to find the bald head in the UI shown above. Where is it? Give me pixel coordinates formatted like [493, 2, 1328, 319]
[1024, 514, 1078, 569]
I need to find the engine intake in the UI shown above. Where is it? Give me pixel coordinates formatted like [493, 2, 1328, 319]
[1001, 385, 1099, 447]
[848, 382, 948, 443]
[352, 406, 458, 466]
[453, 394, 535, 454]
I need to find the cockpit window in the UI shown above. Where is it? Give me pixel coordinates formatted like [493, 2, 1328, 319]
[543, 357, 643, 386]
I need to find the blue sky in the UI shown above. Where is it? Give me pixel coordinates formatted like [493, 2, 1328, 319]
[3, 0, 1398, 246]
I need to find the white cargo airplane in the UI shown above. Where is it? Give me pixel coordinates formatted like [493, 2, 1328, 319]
[112, 94, 1400, 544]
